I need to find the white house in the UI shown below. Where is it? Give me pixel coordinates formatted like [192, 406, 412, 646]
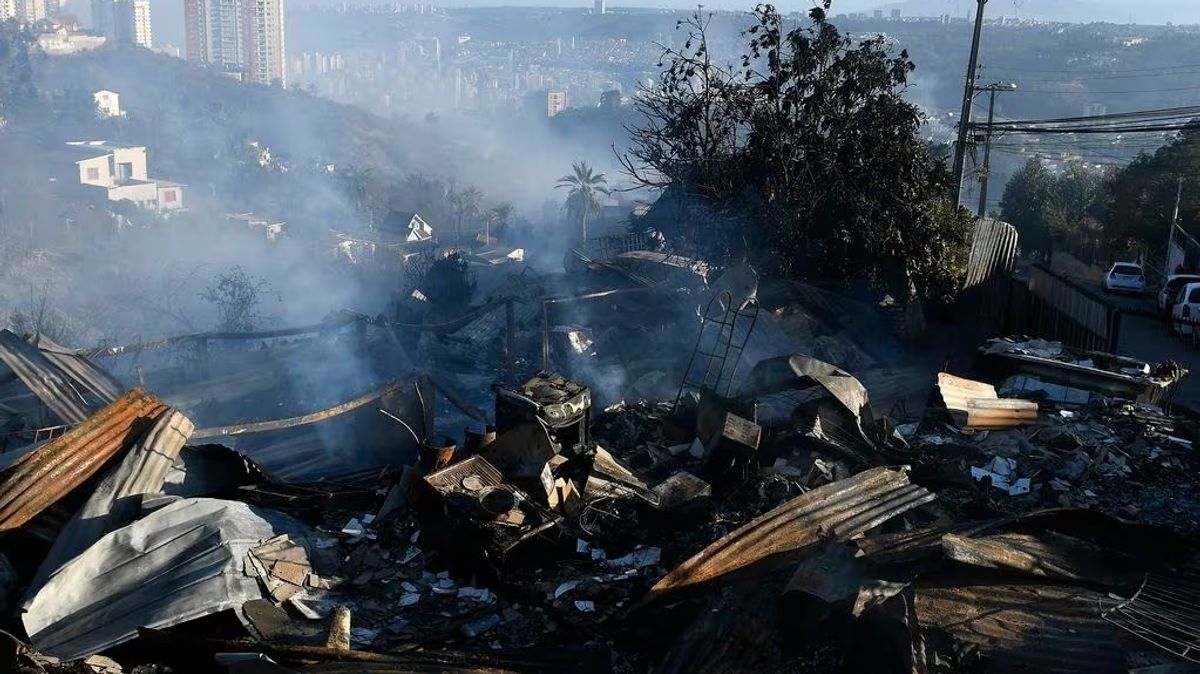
[93, 90, 123, 118]
[63, 141, 184, 211]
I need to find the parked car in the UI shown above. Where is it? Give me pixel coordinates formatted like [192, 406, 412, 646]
[1160, 274, 1200, 315]
[1170, 281, 1200, 336]
[1102, 262, 1146, 293]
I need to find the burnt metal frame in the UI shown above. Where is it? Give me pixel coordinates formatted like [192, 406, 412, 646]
[674, 290, 760, 410]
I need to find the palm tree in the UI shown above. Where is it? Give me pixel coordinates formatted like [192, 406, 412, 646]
[485, 202, 514, 244]
[556, 162, 610, 242]
[448, 186, 481, 248]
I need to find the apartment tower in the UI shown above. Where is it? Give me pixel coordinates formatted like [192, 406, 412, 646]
[184, 0, 286, 86]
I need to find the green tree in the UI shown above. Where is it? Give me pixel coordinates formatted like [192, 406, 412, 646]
[1105, 126, 1200, 253]
[556, 161, 610, 242]
[1000, 158, 1056, 252]
[1001, 158, 1107, 255]
[620, 3, 971, 300]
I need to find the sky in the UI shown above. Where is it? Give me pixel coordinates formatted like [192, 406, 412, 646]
[87, 0, 1200, 56]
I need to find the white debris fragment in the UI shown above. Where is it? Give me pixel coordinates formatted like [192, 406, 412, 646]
[401, 581, 419, 593]
[458, 586, 496, 603]
[970, 456, 1031, 496]
[554, 580, 580, 598]
[340, 518, 366, 538]
[399, 593, 421, 607]
[590, 548, 607, 561]
[361, 513, 376, 525]
[604, 547, 662, 569]
[574, 600, 596, 612]
[286, 596, 324, 620]
[401, 547, 421, 564]
[576, 539, 590, 554]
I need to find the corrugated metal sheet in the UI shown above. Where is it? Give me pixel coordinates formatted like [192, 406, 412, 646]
[23, 497, 312, 660]
[1102, 561, 1200, 663]
[915, 582, 1125, 673]
[1029, 265, 1113, 342]
[30, 334, 123, 405]
[937, 372, 1038, 430]
[0, 329, 96, 424]
[0, 389, 166, 533]
[941, 531, 1131, 584]
[963, 218, 1019, 291]
[638, 466, 935, 604]
[29, 409, 195, 591]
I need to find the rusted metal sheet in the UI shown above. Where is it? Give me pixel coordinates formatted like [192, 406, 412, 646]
[29, 408, 194, 588]
[915, 582, 1126, 673]
[0, 329, 96, 424]
[1102, 561, 1200, 663]
[192, 378, 410, 439]
[0, 389, 166, 533]
[936, 372, 1038, 430]
[941, 531, 1132, 584]
[639, 466, 934, 604]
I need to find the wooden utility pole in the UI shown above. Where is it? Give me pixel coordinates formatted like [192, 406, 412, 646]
[952, 0, 988, 208]
[975, 82, 1016, 217]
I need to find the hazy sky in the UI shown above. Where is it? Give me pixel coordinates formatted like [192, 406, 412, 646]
[97, 0, 1199, 54]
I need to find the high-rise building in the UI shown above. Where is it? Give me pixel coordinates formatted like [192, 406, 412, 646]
[872, 9, 883, 19]
[890, 9, 901, 19]
[547, 90, 566, 117]
[185, 0, 286, 86]
[92, 0, 151, 48]
[7, 0, 46, 22]
[133, 0, 152, 47]
[593, 0, 604, 14]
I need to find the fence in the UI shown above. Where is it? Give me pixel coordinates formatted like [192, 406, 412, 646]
[1014, 264, 1122, 352]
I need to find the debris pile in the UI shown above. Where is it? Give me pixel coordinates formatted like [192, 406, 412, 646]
[0, 325, 1198, 674]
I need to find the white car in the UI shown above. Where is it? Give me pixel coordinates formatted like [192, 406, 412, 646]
[1160, 274, 1200, 314]
[1171, 281, 1200, 336]
[1102, 262, 1146, 293]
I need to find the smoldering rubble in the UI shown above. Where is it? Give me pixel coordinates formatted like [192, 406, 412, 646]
[0, 265, 1199, 674]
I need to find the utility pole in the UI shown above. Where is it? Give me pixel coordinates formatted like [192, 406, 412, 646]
[952, 0, 988, 208]
[975, 81, 1016, 218]
[1167, 176, 1184, 279]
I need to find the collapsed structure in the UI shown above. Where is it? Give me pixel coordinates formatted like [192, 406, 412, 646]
[0, 253, 1198, 674]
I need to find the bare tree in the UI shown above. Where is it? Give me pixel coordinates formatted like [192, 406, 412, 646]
[200, 266, 278, 332]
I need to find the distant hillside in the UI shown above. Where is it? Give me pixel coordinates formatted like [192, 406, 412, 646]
[863, 0, 1200, 24]
[33, 47, 438, 178]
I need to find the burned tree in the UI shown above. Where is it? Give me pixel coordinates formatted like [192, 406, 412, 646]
[622, 2, 972, 299]
[201, 266, 278, 332]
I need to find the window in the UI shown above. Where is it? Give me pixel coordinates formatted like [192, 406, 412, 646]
[163, 190, 177, 203]
[1113, 264, 1142, 276]
[1190, 288, 1200, 304]
[86, 167, 100, 181]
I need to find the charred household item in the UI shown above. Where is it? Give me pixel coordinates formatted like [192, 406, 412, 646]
[978, 337, 1186, 405]
[419, 456, 560, 576]
[694, 389, 762, 480]
[492, 373, 595, 503]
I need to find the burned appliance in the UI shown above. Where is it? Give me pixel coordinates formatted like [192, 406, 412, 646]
[493, 373, 595, 495]
[419, 456, 560, 577]
[495, 373, 591, 452]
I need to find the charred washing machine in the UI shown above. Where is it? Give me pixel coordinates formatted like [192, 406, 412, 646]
[492, 373, 595, 507]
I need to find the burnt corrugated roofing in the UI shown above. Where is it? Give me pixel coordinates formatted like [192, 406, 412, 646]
[638, 466, 935, 605]
[0, 389, 166, 533]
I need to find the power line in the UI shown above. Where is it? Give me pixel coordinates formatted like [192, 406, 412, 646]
[983, 62, 1200, 75]
[1009, 84, 1200, 95]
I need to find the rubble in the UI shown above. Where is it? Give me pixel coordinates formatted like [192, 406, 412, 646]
[1, 299, 1200, 674]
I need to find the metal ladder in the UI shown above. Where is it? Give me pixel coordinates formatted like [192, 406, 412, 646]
[674, 290, 760, 410]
